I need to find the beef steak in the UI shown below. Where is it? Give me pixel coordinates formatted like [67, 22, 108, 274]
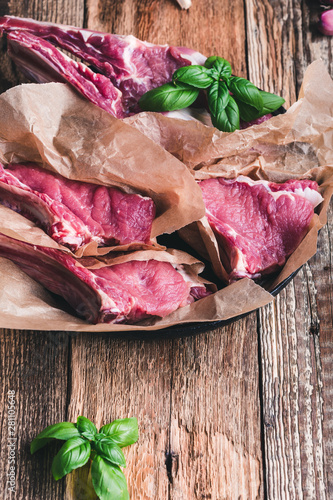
[0, 233, 210, 324]
[0, 162, 155, 251]
[199, 176, 323, 281]
[0, 16, 206, 117]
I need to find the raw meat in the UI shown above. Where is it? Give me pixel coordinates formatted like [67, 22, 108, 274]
[199, 176, 323, 281]
[0, 16, 206, 116]
[0, 233, 210, 323]
[0, 162, 155, 251]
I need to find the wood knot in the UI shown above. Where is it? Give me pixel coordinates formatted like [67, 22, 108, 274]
[165, 450, 179, 483]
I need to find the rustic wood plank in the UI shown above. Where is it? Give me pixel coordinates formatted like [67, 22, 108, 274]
[66, 319, 264, 500]
[244, 0, 298, 106]
[0, 328, 69, 499]
[297, 9, 333, 497]
[246, 0, 333, 497]
[65, 333, 173, 500]
[0, 1, 84, 499]
[259, 272, 327, 499]
[168, 316, 264, 500]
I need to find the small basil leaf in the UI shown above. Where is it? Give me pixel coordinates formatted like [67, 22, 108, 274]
[139, 83, 199, 112]
[259, 90, 285, 113]
[204, 56, 232, 79]
[91, 455, 129, 500]
[236, 90, 285, 122]
[235, 100, 261, 122]
[228, 76, 263, 111]
[94, 439, 127, 468]
[207, 81, 230, 117]
[100, 418, 139, 448]
[51, 437, 91, 480]
[172, 65, 214, 88]
[211, 95, 240, 132]
[77, 416, 97, 440]
[31, 422, 81, 454]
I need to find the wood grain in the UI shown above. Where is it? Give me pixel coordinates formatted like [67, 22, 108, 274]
[246, 0, 333, 497]
[168, 317, 263, 500]
[0, 329, 69, 499]
[0, 1, 83, 500]
[66, 318, 264, 500]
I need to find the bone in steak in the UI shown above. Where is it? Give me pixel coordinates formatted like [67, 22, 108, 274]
[0, 162, 155, 251]
[0, 16, 206, 117]
[0, 233, 210, 323]
[199, 176, 323, 281]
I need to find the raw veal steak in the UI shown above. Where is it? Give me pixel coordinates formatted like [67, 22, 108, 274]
[0, 16, 206, 117]
[199, 176, 323, 281]
[0, 233, 210, 324]
[0, 162, 155, 251]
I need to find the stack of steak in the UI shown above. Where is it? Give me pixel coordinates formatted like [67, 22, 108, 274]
[0, 161, 211, 324]
[0, 17, 325, 326]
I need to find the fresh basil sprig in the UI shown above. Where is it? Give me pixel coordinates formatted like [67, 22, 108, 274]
[138, 55, 285, 132]
[31, 416, 139, 500]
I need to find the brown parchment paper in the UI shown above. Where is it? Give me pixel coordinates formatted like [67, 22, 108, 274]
[128, 60, 333, 289]
[0, 81, 205, 246]
[0, 60, 332, 331]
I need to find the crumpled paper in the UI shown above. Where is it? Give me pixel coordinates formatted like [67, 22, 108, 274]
[127, 60, 333, 289]
[0, 60, 332, 331]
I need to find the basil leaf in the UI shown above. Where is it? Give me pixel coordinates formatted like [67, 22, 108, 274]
[211, 95, 240, 132]
[51, 437, 91, 480]
[31, 422, 81, 454]
[77, 416, 97, 440]
[139, 83, 199, 112]
[172, 65, 214, 88]
[91, 455, 129, 500]
[260, 90, 285, 113]
[236, 91, 285, 122]
[228, 76, 263, 111]
[204, 56, 232, 79]
[235, 100, 261, 122]
[100, 418, 139, 448]
[94, 438, 127, 468]
[207, 81, 230, 118]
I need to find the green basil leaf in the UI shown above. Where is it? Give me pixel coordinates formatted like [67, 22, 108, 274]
[100, 418, 139, 448]
[207, 81, 230, 117]
[236, 90, 285, 122]
[259, 90, 285, 113]
[94, 439, 127, 468]
[204, 56, 232, 79]
[139, 83, 199, 112]
[211, 95, 240, 132]
[31, 422, 81, 454]
[172, 65, 214, 88]
[91, 455, 129, 500]
[77, 416, 97, 440]
[235, 100, 261, 122]
[51, 437, 91, 480]
[228, 76, 263, 111]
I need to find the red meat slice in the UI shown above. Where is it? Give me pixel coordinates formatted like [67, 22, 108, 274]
[0, 16, 206, 116]
[0, 233, 210, 324]
[199, 176, 323, 281]
[0, 162, 155, 251]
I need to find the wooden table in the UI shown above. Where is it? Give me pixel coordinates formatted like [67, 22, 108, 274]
[0, 1, 332, 499]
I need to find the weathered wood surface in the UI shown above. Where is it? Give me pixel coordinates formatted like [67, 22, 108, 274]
[246, 1, 333, 497]
[0, 1, 332, 499]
